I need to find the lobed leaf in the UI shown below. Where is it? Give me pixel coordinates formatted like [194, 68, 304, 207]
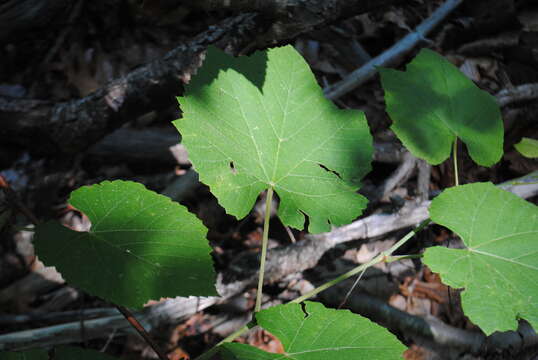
[35, 180, 216, 308]
[423, 182, 538, 334]
[175, 45, 372, 233]
[220, 302, 405, 359]
[379, 48, 503, 166]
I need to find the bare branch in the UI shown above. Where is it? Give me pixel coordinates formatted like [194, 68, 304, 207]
[323, 0, 463, 100]
[0, 0, 401, 154]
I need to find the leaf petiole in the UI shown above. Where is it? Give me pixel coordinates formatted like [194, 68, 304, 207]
[291, 218, 431, 304]
[453, 139, 459, 186]
[255, 187, 274, 313]
[383, 253, 423, 262]
[193, 219, 431, 359]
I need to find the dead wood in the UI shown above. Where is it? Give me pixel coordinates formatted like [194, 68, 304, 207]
[320, 287, 538, 359]
[87, 126, 406, 167]
[0, 0, 401, 155]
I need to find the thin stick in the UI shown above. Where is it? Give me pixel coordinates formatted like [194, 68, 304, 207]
[337, 265, 368, 309]
[284, 225, 297, 243]
[453, 139, 459, 187]
[323, 0, 463, 100]
[255, 187, 274, 313]
[115, 305, 168, 360]
[217, 325, 250, 346]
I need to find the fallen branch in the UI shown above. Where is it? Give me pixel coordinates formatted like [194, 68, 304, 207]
[374, 151, 417, 202]
[87, 127, 406, 167]
[319, 288, 538, 359]
[0, 297, 218, 351]
[323, 0, 463, 100]
[86, 128, 182, 166]
[495, 83, 538, 107]
[0, 0, 401, 154]
[0, 14, 253, 153]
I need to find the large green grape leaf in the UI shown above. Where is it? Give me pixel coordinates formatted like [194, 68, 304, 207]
[3, 347, 116, 360]
[174, 45, 372, 233]
[35, 180, 216, 308]
[423, 182, 538, 334]
[220, 302, 404, 359]
[379, 48, 503, 166]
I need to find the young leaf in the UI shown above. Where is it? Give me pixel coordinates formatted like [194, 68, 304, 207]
[514, 137, 538, 158]
[220, 302, 405, 359]
[379, 48, 503, 166]
[175, 45, 372, 233]
[423, 182, 538, 334]
[35, 180, 216, 308]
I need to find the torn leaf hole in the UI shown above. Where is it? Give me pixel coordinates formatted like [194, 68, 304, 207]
[318, 163, 342, 179]
[229, 161, 237, 174]
[300, 302, 309, 318]
[299, 209, 310, 231]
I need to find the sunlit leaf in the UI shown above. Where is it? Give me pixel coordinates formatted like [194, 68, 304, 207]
[35, 180, 216, 308]
[423, 182, 538, 334]
[175, 45, 372, 233]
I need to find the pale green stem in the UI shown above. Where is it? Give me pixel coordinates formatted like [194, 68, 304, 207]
[193, 325, 250, 360]
[291, 218, 431, 304]
[194, 216, 431, 360]
[507, 181, 538, 186]
[194, 188, 275, 360]
[453, 139, 459, 187]
[217, 325, 250, 346]
[255, 187, 274, 313]
[384, 254, 423, 262]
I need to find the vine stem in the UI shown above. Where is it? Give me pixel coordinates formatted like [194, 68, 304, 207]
[193, 325, 250, 360]
[453, 139, 459, 187]
[194, 187, 275, 360]
[291, 218, 431, 304]
[255, 187, 274, 313]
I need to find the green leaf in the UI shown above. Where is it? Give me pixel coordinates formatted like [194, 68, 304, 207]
[423, 182, 538, 334]
[175, 45, 372, 233]
[379, 48, 503, 166]
[3, 347, 116, 360]
[514, 137, 538, 158]
[220, 302, 404, 359]
[35, 180, 216, 308]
